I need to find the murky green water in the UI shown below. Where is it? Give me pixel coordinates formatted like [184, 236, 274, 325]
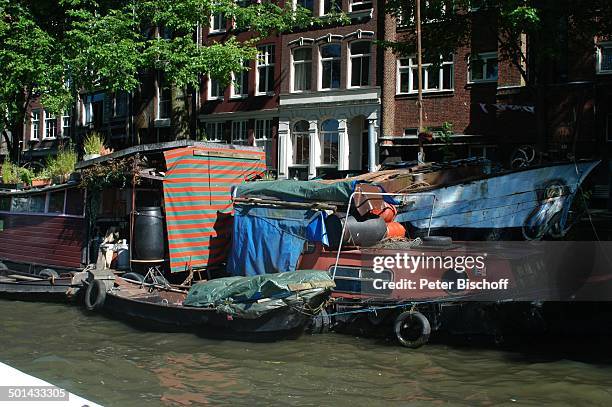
[1, 300, 612, 406]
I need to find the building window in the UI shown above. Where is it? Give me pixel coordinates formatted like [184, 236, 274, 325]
[397, 55, 454, 94]
[322, 0, 341, 14]
[84, 96, 93, 124]
[349, 41, 371, 87]
[255, 118, 274, 167]
[210, 12, 226, 33]
[231, 60, 249, 98]
[349, 0, 372, 12]
[597, 43, 612, 74]
[44, 111, 57, 139]
[209, 77, 225, 100]
[469, 52, 498, 83]
[231, 120, 248, 145]
[296, 0, 315, 13]
[61, 111, 70, 137]
[31, 110, 40, 140]
[292, 120, 310, 166]
[257, 45, 275, 94]
[158, 77, 171, 119]
[115, 92, 128, 117]
[205, 122, 225, 142]
[293, 48, 312, 92]
[320, 44, 341, 90]
[320, 119, 339, 166]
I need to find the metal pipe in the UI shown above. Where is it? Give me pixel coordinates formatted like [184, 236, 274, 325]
[416, 0, 424, 163]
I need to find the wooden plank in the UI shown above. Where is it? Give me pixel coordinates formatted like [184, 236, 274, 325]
[193, 149, 260, 160]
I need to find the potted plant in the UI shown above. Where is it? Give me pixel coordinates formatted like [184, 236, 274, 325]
[83, 132, 107, 161]
[32, 168, 52, 187]
[46, 148, 78, 185]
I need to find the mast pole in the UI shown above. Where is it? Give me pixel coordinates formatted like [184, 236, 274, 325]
[416, 0, 425, 163]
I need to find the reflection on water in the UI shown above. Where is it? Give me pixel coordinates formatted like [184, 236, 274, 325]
[1, 300, 612, 406]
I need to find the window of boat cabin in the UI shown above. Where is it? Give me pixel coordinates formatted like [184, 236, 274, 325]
[65, 188, 85, 216]
[0, 196, 11, 212]
[29, 194, 46, 212]
[48, 190, 65, 214]
[330, 266, 393, 295]
[0, 188, 84, 217]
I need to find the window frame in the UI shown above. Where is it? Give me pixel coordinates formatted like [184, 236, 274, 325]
[230, 60, 250, 99]
[319, 43, 342, 90]
[396, 54, 454, 95]
[292, 47, 313, 92]
[231, 120, 249, 145]
[597, 42, 612, 74]
[295, 0, 315, 14]
[210, 12, 227, 34]
[319, 118, 339, 167]
[205, 122, 225, 143]
[348, 41, 372, 88]
[349, 0, 373, 12]
[468, 52, 498, 83]
[61, 111, 70, 137]
[43, 110, 57, 140]
[208, 77, 225, 100]
[292, 120, 310, 167]
[157, 75, 172, 119]
[31, 109, 40, 141]
[321, 0, 342, 15]
[256, 44, 276, 95]
[255, 118, 275, 168]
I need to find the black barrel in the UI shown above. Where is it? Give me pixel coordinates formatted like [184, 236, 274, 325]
[133, 207, 165, 260]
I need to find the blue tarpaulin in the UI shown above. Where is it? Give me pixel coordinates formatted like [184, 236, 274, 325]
[227, 205, 328, 276]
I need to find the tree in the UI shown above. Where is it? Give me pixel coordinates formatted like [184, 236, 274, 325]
[382, 0, 612, 153]
[0, 0, 339, 161]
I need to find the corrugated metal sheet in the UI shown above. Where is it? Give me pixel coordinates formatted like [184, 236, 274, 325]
[163, 146, 266, 273]
[0, 214, 85, 268]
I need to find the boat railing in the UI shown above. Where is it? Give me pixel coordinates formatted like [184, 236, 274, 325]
[331, 190, 437, 280]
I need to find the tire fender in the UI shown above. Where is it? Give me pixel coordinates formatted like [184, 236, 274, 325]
[394, 310, 431, 349]
[84, 279, 107, 311]
[122, 272, 145, 283]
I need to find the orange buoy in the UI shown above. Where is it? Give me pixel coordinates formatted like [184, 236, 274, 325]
[386, 221, 406, 238]
[371, 203, 397, 223]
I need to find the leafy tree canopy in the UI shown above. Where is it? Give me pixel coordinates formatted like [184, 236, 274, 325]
[0, 0, 340, 159]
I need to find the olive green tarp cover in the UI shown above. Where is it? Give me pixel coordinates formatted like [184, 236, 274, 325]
[235, 179, 354, 203]
[183, 270, 333, 319]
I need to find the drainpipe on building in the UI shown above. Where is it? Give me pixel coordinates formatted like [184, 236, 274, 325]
[368, 119, 376, 172]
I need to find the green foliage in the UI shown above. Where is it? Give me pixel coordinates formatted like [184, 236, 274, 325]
[1, 159, 35, 185]
[436, 122, 456, 161]
[45, 148, 78, 178]
[0, 0, 345, 159]
[83, 132, 106, 155]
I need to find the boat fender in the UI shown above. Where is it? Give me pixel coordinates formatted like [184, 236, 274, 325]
[394, 311, 431, 349]
[39, 269, 59, 279]
[84, 279, 107, 311]
[122, 272, 145, 283]
[0, 262, 7, 270]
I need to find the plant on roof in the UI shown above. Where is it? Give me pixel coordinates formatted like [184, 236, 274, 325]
[83, 132, 107, 156]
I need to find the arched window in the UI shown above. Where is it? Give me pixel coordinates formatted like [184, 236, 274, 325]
[320, 119, 339, 166]
[349, 41, 371, 87]
[320, 44, 341, 89]
[292, 120, 310, 165]
[293, 48, 313, 91]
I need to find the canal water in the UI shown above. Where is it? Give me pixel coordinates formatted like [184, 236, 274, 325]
[1, 300, 612, 406]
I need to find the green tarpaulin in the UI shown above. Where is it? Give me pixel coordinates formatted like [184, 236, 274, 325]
[183, 270, 333, 318]
[235, 179, 354, 203]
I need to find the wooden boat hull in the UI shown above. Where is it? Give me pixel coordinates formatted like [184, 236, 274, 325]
[100, 280, 331, 341]
[0, 270, 83, 302]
